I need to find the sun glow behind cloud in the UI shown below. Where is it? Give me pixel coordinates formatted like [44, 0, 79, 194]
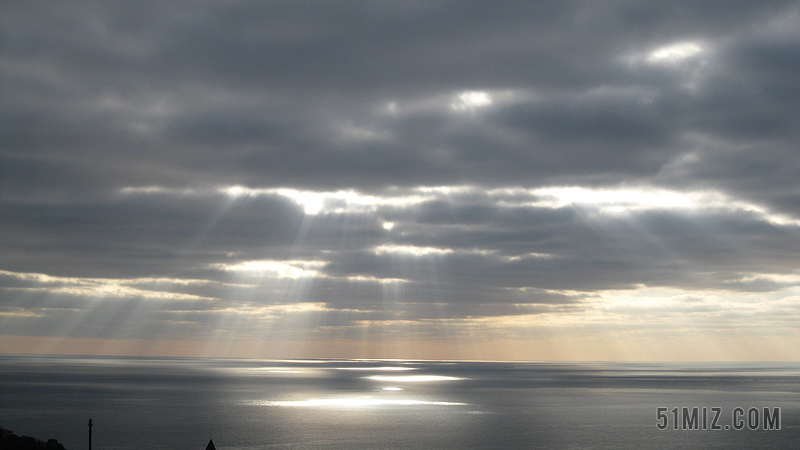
[223, 186, 433, 215]
[646, 42, 704, 64]
[0, 270, 217, 301]
[450, 90, 493, 111]
[118, 183, 800, 226]
[528, 186, 695, 210]
[373, 245, 454, 257]
[620, 40, 707, 68]
[213, 260, 327, 279]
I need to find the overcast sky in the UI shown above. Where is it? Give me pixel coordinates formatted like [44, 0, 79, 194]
[2, 0, 800, 360]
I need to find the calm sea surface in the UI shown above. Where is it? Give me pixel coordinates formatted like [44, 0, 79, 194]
[2, 356, 799, 449]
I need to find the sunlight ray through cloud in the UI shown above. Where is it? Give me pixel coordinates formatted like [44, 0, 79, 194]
[5, 0, 800, 365]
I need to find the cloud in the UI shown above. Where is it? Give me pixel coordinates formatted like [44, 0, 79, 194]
[2, 0, 800, 359]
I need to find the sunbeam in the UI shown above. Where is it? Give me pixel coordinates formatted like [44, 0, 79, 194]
[4, 1, 800, 367]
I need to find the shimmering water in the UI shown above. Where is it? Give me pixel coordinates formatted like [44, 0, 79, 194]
[2, 356, 799, 449]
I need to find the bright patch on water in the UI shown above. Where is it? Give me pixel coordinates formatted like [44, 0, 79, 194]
[249, 398, 467, 407]
[366, 375, 466, 382]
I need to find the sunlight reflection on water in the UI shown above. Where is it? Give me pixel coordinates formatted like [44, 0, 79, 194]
[3, 356, 800, 450]
[366, 374, 466, 382]
[246, 398, 468, 407]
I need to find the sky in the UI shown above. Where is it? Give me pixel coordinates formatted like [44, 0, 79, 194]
[2, 1, 800, 361]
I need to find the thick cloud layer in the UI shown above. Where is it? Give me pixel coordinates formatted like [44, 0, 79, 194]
[2, 1, 800, 359]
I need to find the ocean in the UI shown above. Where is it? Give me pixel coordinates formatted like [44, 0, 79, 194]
[1, 356, 799, 449]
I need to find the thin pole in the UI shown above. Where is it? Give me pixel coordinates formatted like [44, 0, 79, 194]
[88, 419, 92, 450]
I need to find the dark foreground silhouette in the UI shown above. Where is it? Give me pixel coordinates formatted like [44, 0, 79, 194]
[0, 427, 67, 450]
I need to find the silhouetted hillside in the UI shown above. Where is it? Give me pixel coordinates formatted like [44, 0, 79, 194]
[0, 427, 67, 450]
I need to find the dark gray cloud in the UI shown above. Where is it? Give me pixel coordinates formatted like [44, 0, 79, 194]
[2, 1, 800, 355]
[3, 0, 798, 191]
